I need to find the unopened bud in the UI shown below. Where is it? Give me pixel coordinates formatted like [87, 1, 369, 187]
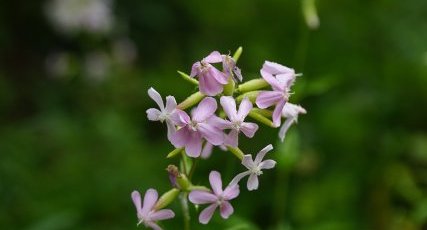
[154, 188, 180, 210]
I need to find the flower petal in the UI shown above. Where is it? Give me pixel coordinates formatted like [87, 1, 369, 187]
[199, 203, 218, 224]
[146, 108, 161, 121]
[131, 190, 142, 214]
[209, 171, 223, 195]
[207, 115, 230, 130]
[220, 96, 237, 121]
[185, 131, 203, 158]
[209, 67, 228, 84]
[247, 174, 259, 191]
[170, 110, 190, 127]
[278, 117, 295, 142]
[255, 91, 284, 109]
[263, 61, 294, 76]
[150, 209, 175, 221]
[229, 171, 251, 187]
[189, 190, 217, 204]
[224, 129, 239, 147]
[241, 154, 255, 169]
[142, 189, 158, 216]
[237, 97, 252, 120]
[190, 62, 201, 77]
[170, 127, 191, 148]
[193, 97, 217, 122]
[198, 123, 224, 146]
[259, 159, 276, 169]
[166, 120, 177, 141]
[148, 88, 165, 110]
[254, 144, 273, 165]
[203, 51, 223, 63]
[260, 69, 283, 91]
[223, 184, 240, 200]
[220, 201, 234, 219]
[201, 142, 214, 159]
[272, 99, 286, 127]
[146, 222, 162, 230]
[240, 122, 258, 138]
[165, 96, 177, 113]
[198, 73, 224, 96]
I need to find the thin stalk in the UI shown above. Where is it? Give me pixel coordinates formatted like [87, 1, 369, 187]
[180, 193, 191, 230]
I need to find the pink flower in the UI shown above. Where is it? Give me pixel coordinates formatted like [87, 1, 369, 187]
[170, 97, 224, 157]
[230, 144, 276, 191]
[255, 61, 296, 127]
[220, 96, 259, 147]
[189, 171, 240, 224]
[279, 103, 306, 141]
[190, 51, 229, 96]
[131, 189, 175, 230]
[146, 88, 178, 140]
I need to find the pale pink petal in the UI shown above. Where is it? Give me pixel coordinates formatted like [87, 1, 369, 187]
[189, 190, 217, 204]
[148, 88, 165, 110]
[209, 67, 228, 84]
[166, 120, 176, 141]
[207, 115, 231, 130]
[233, 66, 242, 82]
[237, 97, 252, 120]
[259, 159, 276, 169]
[201, 142, 214, 159]
[142, 189, 158, 216]
[193, 97, 217, 122]
[229, 171, 251, 186]
[220, 96, 237, 121]
[276, 73, 295, 89]
[220, 201, 234, 219]
[131, 190, 142, 214]
[240, 122, 258, 138]
[223, 184, 240, 200]
[209, 171, 223, 195]
[260, 69, 282, 91]
[165, 96, 177, 113]
[272, 99, 286, 127]
[150, 209, 175, 221]
[146, 108, 161, 121]
[279, 117, 295, 142]
[224, 129, 239, 147]
[247, 174, 259, 191]
[146, 222, 162, 230]
[203, 51, 223, 63]
[190, 62, 201, 77]
[170, 110, 190, 127]
[263, 61, 294, 75]
[185, 132, 203, 157]
[254, 144, 273, 165]
[198, 74, 224, 96]
[199, 203, 218, 224]
[241, 154, 255, 169]
[198, 123, 224, 146]
[170, 127, 191, 148]
[255, 91, 284, 109]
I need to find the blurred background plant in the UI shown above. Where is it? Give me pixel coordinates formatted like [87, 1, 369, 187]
[0, 0, 426, 229]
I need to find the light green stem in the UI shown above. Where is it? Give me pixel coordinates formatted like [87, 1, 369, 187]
[177, 71, 199, 85]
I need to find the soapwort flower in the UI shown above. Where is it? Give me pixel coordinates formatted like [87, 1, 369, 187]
[230, 144, 276, 191]
[131, 189, 175, 230]
[190, 51, 229, 96]
[146, 88, 178, 140]
[189, 171, 240, 224]
[170, 97, 224, 157]
[220, 96, 258, 147]
[256, 61, 297, 127]
[279, 103, 306, 141]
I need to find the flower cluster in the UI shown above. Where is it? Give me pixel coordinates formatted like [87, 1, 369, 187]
[131, 48, 306, 229]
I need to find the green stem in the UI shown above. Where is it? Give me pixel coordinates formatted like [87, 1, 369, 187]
[248, 110, 276, 128]
[188, 158, 199, 180]
[179, 193, 191, 230]
[226, 146, 244, 160]
[177, 71, 199, 85]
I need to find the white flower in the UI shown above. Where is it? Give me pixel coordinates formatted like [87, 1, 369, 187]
[146, 88, 178, 140]
[230, 144, 276, 191]
[279, 103, 306, 142]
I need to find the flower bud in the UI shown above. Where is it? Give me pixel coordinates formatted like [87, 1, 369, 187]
[154, 188, 180, 210]
[237, 79, 269, 93]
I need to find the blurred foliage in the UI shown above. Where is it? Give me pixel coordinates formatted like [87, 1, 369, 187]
[1, 0, 427, 229]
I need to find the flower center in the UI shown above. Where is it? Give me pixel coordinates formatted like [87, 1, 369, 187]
[189, 120, 199, 131]
[158, 112, 168, 122]
[231, 120, 242, 130]
[250, 166, 263, 176]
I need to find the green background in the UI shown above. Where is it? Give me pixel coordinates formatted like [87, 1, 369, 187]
[1, 0, 427, 229]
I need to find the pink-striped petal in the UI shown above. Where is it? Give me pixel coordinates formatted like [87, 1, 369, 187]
[255, 91, 284, 109]
[272, 99, 286, 127]
[209, 171, 223, 195]
[198, 123, 224, 146]
[199, 203, 218, 224]
[198, 74, 224, 96]
[220, 96, 237, 121]
[142, 189, 158, 216]
[148, 88, 164, 110]
[170, 127, 191, 148]
[203, 51, 223, 63]
[220, 201, 234, 219]
[189, 190, 217, 204]
[193, 97, 217, 122]
[185, 131, 203, 157]
[254, 144, 273, 165]
[240, 122, 258, 138]
[223, 184, 240, 200]
[247, 174, 259, 191]
[150, 209, 175, 221]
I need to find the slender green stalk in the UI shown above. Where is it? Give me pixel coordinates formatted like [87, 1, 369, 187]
[226, 146, 244, 160]
[179, 193, 191, 230]
[188, 158, 199, 180]
[248, 110, 276, 128]
[167, 148, 183, 158]
[177, 70, 199, 85]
